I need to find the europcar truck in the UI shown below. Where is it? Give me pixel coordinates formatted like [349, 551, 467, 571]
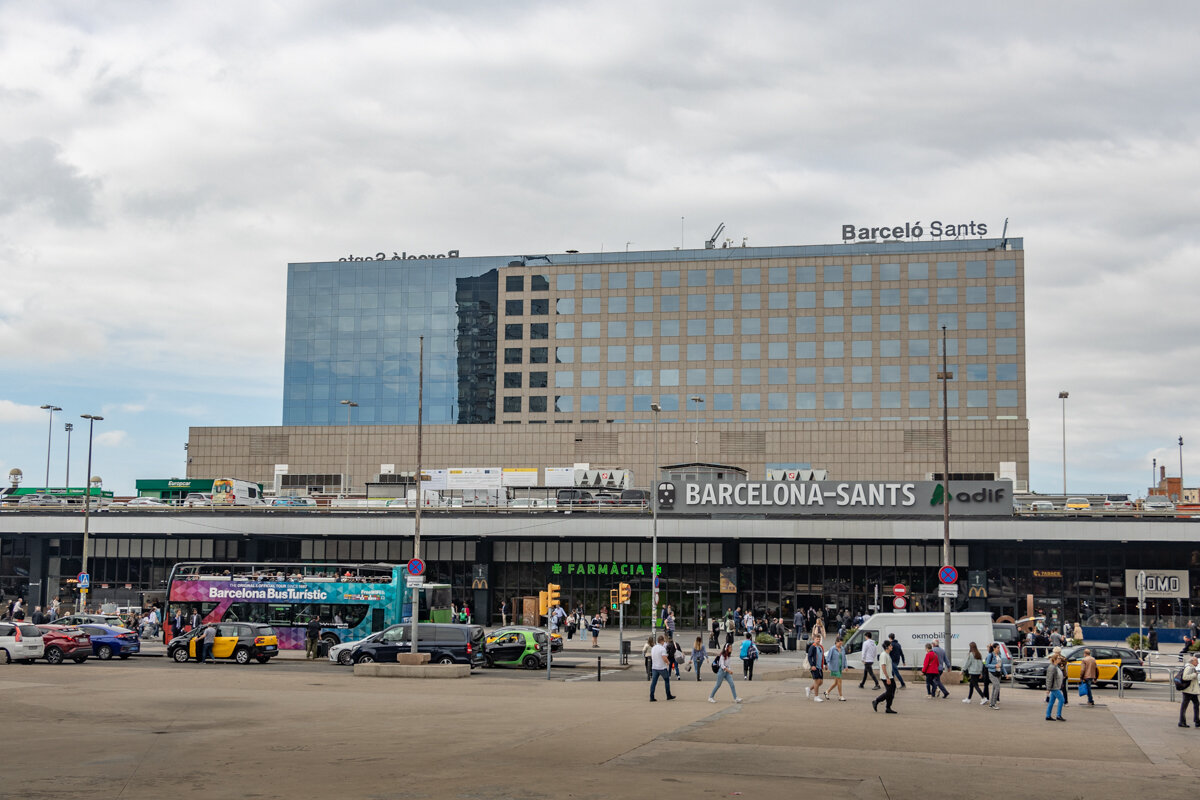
[842, 612, 996, 670]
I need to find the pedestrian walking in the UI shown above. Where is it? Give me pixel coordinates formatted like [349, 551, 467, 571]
[666, 636, 681, 678]
[724, 615, 735, 647]
[984, 643, 1003, 709]
[1179, 654, 1200, 727]
[805, 635, 826, 702]
[1045, 654, 1066, 721]
[708, 643, 742, 703]
[858, 631, 881, 689]
[305, 615, 322, 659]
[931, 638, 951, 698]
[1149, 624, 1158, 651]
[1079, 648, 1098, 707]
[923, 643, 949, 698]
[963, 642, 988, 704]
[649, 634, 676, 702]
[690, 636, 707, 681]
[872, 640, 898, 713]
[739, 632, 759, 681]
[499, 599, 508, 627]
[642, 635, 655, 681]
[824, 637, 847, 700]
[665, 610, 677, 642]
[201, 624, 217, 664]
[588, 613, 601, 647]
[888, 633, 907, 688]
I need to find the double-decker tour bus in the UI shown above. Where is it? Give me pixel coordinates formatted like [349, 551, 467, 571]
[164, 562, 452, 650]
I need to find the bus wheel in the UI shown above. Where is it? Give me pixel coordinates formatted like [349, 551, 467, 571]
[234, 647, 252, 665]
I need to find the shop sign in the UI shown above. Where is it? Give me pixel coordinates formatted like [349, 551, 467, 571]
[550, 562, 662, 577]
[659, 480, 1010, 517]
[1033, 570, 1062, 578]
[1126, 569, 1189, 599]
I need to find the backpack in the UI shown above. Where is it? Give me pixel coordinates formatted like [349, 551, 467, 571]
[1174, 669, 1188, 691]
[712, 659, 720, 674]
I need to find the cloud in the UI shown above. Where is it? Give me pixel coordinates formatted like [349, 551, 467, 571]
[95, 430, 128, 447]
[0, 400, 50, 423]
[0, 138, 100, 226]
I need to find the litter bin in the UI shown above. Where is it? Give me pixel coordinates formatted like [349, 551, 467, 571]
[620, 639, 631, 665]
[786, 633, 797, 651]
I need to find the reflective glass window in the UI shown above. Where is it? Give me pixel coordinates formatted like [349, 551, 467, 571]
[768, 267, 788, 284]
[607, 370, 626, 387]
[529, 395, 547, 412]
[741, 368, 760, 385]
[796, 367, 816, 384]
[937, 288, 957, 305]
[768, 317, 788, 334]
[823, 316, 844, 333]
[506, 275, 524, 292]
[996, 312, 1017, 329]
[851, 340, 871, 357]
[555, 346, 573, 363]
[634, 296, 653, 313]
[796, 291, 816, 309]
[742, 343, 761, 360]
[908, 262, 928, 280]
[714, 368, 734, 385]
[965, 286, 987, 304]
[556, 274, 575, 291]
[633, 370, 652, 386]
[796, 266, 816, 283]
[530, 323, 548, 339]
[556, 298, 575, 314]
[581, 322, 601, 338]
[879, 263, 901, 281]
[768, 292, 788, 309]
[661, 295, 680, 312]
[581, 273, 601, 290]
[606, 394, 625, 411]
[580, 370, 600, 387]
[741, 268, 760, 285]
[635, 271, 654, 289]
[608, 272, 627, 290]
[634, 321, 653, 337]
[503, 396, 521, 412]
[582, 297, 601, 314]
[504, 372, 522, 388]
[686, 319, 706, 336]
[795, 342, 816, 359]
[660, 369, 679, 386]
[529, 347, 547, 364]
[607, 321, 626, 338]
[555, 395, 573, 412]
[741, 393, 761, 410]
[823, 341, 843, 358]
[880, 391, 901, 408]
[742, 318, 761, 335]
[687, 343, 707, 361]
[555, 371, 574, 387]
[581, 346, 600, 363]
[741, 293, 761, 310]
[714, 269, 734, 286]
[823, 391, 844, 409]
[908, 339, 929, 357]
[555, 322, 575, 338]
[505, 299, 523, 315]
[880, 365, 901, 382]
[824, 291, 844, 308]
[936, 262, 957, 279]
[660, 344, 679, 361]
[908, 391, 930, 408]
[580, 395, 599, 412]
[997, 389, 1018, 407]
[687, 368, 706, 385]
[607, 346, 626, 362]
[796, 392, 816, 410]
[965, 260, 986, 279]
[714, 293, 734, 311]
[768, 392, 788, 410]
[967, 390, 988, 408]
[851, 290, 872, 307]
[995, 259, 1016, 278]
[529, 371, 547, 388]
[633, 345, 653, 362]
[530, 298, 549, 315]
[608, 297, 627, 314]
[851, 366, 871, 384]
[966, 312, 988, 330]
[995, 285, 1017, 303]
[966, 338, 987, 355]
[661, 270, 680, 288]
[966, 364, 988, 381]
[714, 393, 733, 410]
[505, 347, 523, 364]
[908, 288, 929, 305]
[768, 342, 788, 359]
[824, 265, 843, 283]
[714, 318, 734, 335]
[996, 337, 1017, 355]
[688, 269, 707, 287]
[852, 391, 873, 409]
[879, 314, 900, 331]
[687, 294, 707, 311]
[796, 317, 816, 334]
[660, 320, 680, 337]
[909, 364, 930, 382]
[996, 363, 1017, 381]
[714, 343, 734, 361]
[852, 263, 872, 282]
[505, 323, 523, 340]
[908, 313, 928, 331]
[823, 366, 844, 383]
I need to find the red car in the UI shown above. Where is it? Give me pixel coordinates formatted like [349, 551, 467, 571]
[36, 624, 92, 664]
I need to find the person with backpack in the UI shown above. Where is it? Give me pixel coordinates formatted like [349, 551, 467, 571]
[984, 643, 1003, 709]
[805, 635, 826, 702]
[739, 632, 759, 681]
[1179, 654, 1200, 728]
[665, 637, 681, 679]
[690, 636, 707, 681]
[708, 643, 742, 704]
[962, 642, 988, 704]
[887, 633, 907, 688]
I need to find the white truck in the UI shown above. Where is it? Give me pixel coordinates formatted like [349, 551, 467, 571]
[842, 612, 996, 670]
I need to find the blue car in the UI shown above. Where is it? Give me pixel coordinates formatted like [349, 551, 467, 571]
[77, 624, 140, 660]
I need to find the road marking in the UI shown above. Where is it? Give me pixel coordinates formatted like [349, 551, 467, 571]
[564, 669, 625, 682]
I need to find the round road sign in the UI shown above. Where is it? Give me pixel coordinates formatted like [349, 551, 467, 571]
[892, 583, 906, 597]
[893, 596, 907, 610]
[938, 565, 958, 584]
[406, 559, 426, 577]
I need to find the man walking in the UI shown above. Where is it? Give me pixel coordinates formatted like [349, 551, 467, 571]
[649, 634, 676, 702]
[805, 635, 826, 702]
[1179, 654, 1200, 728]
[201, 624, 217, 664]
[872, 640, 898, 713]
[888, 633, 907, 688]
[1079, 648, 1098, 707]
[305, 615, 322, 660]
[931, 638, 950, 698]
[858, 631, 881, 689]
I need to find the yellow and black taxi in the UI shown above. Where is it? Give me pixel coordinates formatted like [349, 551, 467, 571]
[168, 622, 279, 664]
[1013, 645, 1145, 689]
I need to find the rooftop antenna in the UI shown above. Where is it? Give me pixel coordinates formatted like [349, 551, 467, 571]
[704, 222, 725, 250]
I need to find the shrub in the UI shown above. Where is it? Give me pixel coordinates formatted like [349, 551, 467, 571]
[1126, 633, 1150, 649]
[754, 632, 778, 645]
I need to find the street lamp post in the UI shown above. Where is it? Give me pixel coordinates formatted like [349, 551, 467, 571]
[1179, 436, 1185, 503]
[1058, 391, 1069, 496]
[339, 400, 358, 497]
[64, 422, 74, 488]
[40, 404, 62, 489]
[79, 414, 103, 613]
[411, 336, 424, 656]
[650, 401, 661, 629]
[689, 395, 703, 463]
[937, 326, 954, 665]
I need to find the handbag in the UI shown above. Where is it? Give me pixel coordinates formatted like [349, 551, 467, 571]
[712, 659, 720, 674]
[1077, 682, 1088, 697]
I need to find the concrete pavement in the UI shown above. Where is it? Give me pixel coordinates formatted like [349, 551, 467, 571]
[2, 644, 1198, 799]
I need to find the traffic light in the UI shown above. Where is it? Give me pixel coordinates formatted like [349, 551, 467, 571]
[609, 588, 618, 610]
[538, 590, 549, 616]
[547, 583, 561, 608]
[618, 583, 631, 604]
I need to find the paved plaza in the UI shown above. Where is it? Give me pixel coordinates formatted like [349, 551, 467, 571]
[2, 645, 1198, 800]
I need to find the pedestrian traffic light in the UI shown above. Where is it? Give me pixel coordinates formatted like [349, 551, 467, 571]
[609, 588, 618, 610]
[618, 582, 631, 604]
[547, 583, 561, 608]
[538, 590, 549, 616]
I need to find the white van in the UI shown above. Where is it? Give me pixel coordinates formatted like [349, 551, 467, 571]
[210, 478, 266, 506]
[843, 612, 995, 670]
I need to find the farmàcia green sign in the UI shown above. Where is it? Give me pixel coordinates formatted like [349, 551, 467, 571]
[551, 563, 663, 577]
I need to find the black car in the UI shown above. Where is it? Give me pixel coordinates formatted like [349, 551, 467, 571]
[1012, 645, 1145, 689]
[351, 623, 485, 668]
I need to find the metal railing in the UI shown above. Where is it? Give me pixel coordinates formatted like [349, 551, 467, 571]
[1116, 663, 1181, 702]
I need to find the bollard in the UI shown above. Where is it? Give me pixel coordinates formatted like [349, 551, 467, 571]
[597, 655, 602, 682]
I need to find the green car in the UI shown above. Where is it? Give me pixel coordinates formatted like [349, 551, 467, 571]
[485, 628, 549, 669]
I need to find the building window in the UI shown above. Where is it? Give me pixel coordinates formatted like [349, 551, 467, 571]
[555, 298, 574, 314]
[687, 368, 706, 385]
[714, 269, 734, 286]
[556, 274, 575, 291]
[796, 266, 816, 283]
[796, 392, 816, 410]
[581, 273, 601, 290]
[966, 338, 987, 355]
[823, 391, 844, 409]
[687, 343, 707, 361]
[796, 342, 816, 359]
[582, 297, 601, 314]
[994, 259, 1016, 278]
[504, 324, 523, 340]
[634, 296, 653, 313]
[634, 369, 652, 386]
[741, 267, 760, 285]
[908, 262, 929, 280]
[714, 368, 734, 385]
[506, 275, 524, 292]
[687, 294, 707, 312]
[529, 372, 548, 388]
[823, 290, 844, 308]
[714, 393, 734, 410]
[965, 260, 986, 279]
[608, 297, 627, 314]
[555, 395, 573, 412]
[531, 274, 549, 291]
[634, 321, 653, 337]
[796, 317, 816, 334]
[879, 314, 900, 331]
[966, 312, 988, 330]
[937, 313, 957, 331]
[995, 312, 1017, 329]
[607, 370, 626, 387]
[608, 321, 626, 338]
[851, 340, 871, 358]
[581, 371, 600, 387]
[580, 395, 600, 412]
[880, 340, 901, 358]
[966, 364, 988, 381]
[997, 389, 1019, 407]
[824, 265, 843, 283]
[965, 286, 987, 304]
[967, 390, 989, 408]
[908, 314, 928, 331]
[529, 396, 547, 412]
[742, 343, 761, 360]
[530, 323, 548, 340]
[909, 364, 930, 382]
[741, 368, 761, 385]
[996, 337, 1018, 355]
[908, 340, 929, 357]
[823, 316, 844, 333]
[741, 318, 761, 336]
[768, 342, 788, 359]
[796, 291, 816, 309]
[661, 295, 680, 313]
[741, 293, 761, 310]
[581, 322, 601, 338]
[823, 366, 844, 384]
[606, 394, 626, 411]
[503, 396, 521, 413]
[660, 369, 679, 386]
[880, 263, 901, 281]
[555, 371, 574, 387]
[768, 367, 788, 385]
[909, 391, 930, 409]
[851, 290, 872, 307]
[687, 319, 706, 336]
[635, 271, 654, 289]
[687, 269, 707, 287]
[796, 367, 816, 385]
[880, 391, 901, 408]
[714, 293, 734, 311]
[505, 299, 523, 316]
[581, 347, 601, 363]
[823, 341, 843, 359]
[505, 348, 523, 364]
[530, 298, 549, 315]
[852, 391, 873, 409]
[608, 272, 627, 289]
[634, 345, 653, 361]
[504, 372, 522, 388]
[607, 346, 627, 364]
[530, 347, 548, 364]
[937, 288, 957, 305]
[741, 393, 761, 410]
[660, 320, 680, 337]
[852, 366, 872, 383]
[555, 347, 573, 363]
[880, 365, 901, 383]
[936, 262, 958, 279]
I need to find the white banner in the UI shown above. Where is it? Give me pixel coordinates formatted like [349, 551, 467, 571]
[447, 467, 502, 490]
[502, 468, 539, 487]
[420, 469, 448, 492]
[545, 467, 576, 487]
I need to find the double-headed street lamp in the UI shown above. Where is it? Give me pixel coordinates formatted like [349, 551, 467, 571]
[339, 400, 358, 496]
[650, 401, 661, 627]
[64, 422, 74, 487]
[79, 414, 103, 613]
[40, 404, 62, 488]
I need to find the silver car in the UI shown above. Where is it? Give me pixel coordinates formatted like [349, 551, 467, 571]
[0, 621, 46, 663]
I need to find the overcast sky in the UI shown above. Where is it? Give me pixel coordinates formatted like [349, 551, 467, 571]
[2, 1, 1198, 496]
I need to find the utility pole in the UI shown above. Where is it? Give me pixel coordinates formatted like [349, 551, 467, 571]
[938, 326, 953, 665]
[410, 336, 424, 655]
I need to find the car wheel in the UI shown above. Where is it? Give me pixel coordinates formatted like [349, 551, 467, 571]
[485, 655, 495, 668]
[98, 644, 114, 660]
[171, 647, 190, 663]
[437, 655, 455, 665]
[234, 647, 252, 665]
[338, 650, 354, 666]
[45, 646, 65, 665]
[256, 656, 271, 664]
[523, 655, 540, 670]
[73, 656, 88, 664]
[355, 654, 375, 664]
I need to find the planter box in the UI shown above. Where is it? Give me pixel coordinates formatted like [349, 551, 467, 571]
[756, 643, 781, 655]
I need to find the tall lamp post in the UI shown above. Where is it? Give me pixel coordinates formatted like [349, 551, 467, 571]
[411, 336, 424, 655]
[650, 401, 662, 629]
[339, 400, 358, 497]
[1058, 391, 1069, 496]
[1179, 436, 1185, 503]
[40, 404, 62, 489]
[937, 326, 954, 665]
[64, 422, 74, 488]
[79, 414, 103, 613]
[689, 395, 703, 463]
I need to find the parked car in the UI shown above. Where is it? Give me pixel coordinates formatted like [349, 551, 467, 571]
[0, 621, 45, 663]
[182, 493, 212, 507]
[556, 488, 595, 508]
[1012, 645, 1145, 689]
[1028, 500, 1056, 513]
[351, 623, 485, 668]
[17, 493, 67, 508]
[329, 630, 385, 665]
[485, 628, 549, 669]
[1064, 497, 1092, 511]
[1143, 498, 1176, 512]
[127, 496, 172, 508]
[52, 613, 122, 628]
[618, 489, 651, 508]
[486, 626, 563, 653]
[271, 496, 316, 507]
[1103, 493, 1134, 511]
[77, 624, 141, 660]
[168, 623, 279, 664]
[36, 624, 92, 664]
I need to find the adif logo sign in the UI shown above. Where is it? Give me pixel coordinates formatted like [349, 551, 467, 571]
[930, 484, 1007, 506]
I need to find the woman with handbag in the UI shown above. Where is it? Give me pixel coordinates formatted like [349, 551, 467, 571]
[962, 642, 988, 704]
[690, 636, 707, 681]
[708, 643, 743, 704]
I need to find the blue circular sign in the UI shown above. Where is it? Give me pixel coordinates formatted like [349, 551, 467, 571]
[406, 559, 425, 577]
[938, 565, 958, 584]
